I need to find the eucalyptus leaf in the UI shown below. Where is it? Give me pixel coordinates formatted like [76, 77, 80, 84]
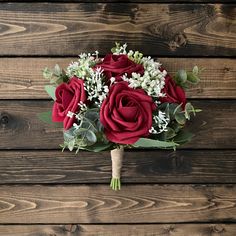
[174, 130, 194, 144]
[54, 64, 62, 76]
[192, 65, 199, 75]
[81, 120, 97, 132]
[176, 69, 187, 84]
[133, 138, 178, 149]
[85, 110, 99, 122]
[43, 68, 53, 80]
[168, 103, 179, 120]
[175, 112, 186, 125]
[171, 122, 182, 133]
[187, 72, 200, 84]
[64, 128, 75, 142]
[83, 143, 112, 152]
[164, 127, 176, 139]
[85, 130, 97, 143]
[68, 139, 75, 151]
[45, 85, 56, 100]
[97, 120, 103, 132]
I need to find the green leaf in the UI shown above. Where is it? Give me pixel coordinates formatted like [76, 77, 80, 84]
[164, 127, 176, 139]
[167, 103, 179, 120]
[54, 64, 62, 76]
[85, 130, 97, 143]
[171, 122, 182, 133]
[81, 120, 97, 133]
[133, 138, 179, 149]
[174, 130, 194, 144]
[176, 69, 187, 84]
[192, 65, 199, 75]
[83, 143, 112, 152]
[187, 72, 200, 84]
[68, 139, 75, 151]
[97, 120, 103, 132]
[64, 128, 76, 142]
[84, 110, 99, 122]
[174, 104, 186, 125]
[185, 102, 194, 119]
[38, 111, 53, 124]
[45, 85, 56, 100]
[175, 113, 186, 125]
[42, 68, 53, 80]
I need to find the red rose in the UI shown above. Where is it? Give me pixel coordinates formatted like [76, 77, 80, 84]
[96, 54, 144, 82]
[100, 81, 156, 144]
[52, 77, 87, 130]
[160, 75, 186, 108]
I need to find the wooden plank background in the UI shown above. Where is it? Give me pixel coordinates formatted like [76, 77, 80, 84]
[0, 0, 235, 235]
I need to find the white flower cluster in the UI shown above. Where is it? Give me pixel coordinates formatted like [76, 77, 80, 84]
[149, 110, 170, 134]
[112, 43, 128, 55]
[66, 51, 99, 79]
[66, 52, 108, 106]
[84, 67, 109, 105]
[122, 56, 167, 98]
[67, 102, 88, 120]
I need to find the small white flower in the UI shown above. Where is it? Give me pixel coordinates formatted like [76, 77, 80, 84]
[73, 123, 80, 129]
[110, 77, 116, 84]
[67, 111, 74, 118]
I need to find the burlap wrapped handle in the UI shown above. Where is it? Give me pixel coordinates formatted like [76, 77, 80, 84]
[110, 146, 124, 190]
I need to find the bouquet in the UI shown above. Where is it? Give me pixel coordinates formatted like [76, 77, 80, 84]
[40, 43, 201, 190]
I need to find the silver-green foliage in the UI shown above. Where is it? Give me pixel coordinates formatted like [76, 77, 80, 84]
[43, 64, 69, 86]
[61, 108, 112, 153]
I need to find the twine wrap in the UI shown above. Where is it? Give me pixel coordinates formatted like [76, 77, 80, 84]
[110, 146, 124, 190]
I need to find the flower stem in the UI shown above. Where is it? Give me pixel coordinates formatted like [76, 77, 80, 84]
[110, 178, 121, 191]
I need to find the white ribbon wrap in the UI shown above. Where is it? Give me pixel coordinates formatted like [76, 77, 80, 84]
[111, 146, 124, 179]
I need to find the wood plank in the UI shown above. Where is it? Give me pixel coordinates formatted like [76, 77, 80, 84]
[0, 0, 234, 2]
[0, 100, 235, 149]
[0, 58, 235, 99]
[0, 150, 236, 184]
[0, 3, 235, 56]
[0, 184, 235, 223]
[0, 224, 235, 236]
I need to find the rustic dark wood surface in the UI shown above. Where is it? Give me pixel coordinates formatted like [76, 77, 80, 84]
[0, 224, 235, 236]
[0, 58, 235, 99]
[0, 184, 235, 223]
[0, 150, 236, 184]
[0, 3, 235, 56]
[0, 0, 235, 234]
[0, 100, 235, 149]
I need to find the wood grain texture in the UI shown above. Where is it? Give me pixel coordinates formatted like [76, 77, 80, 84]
[0, 3, 235, 56]
[0, 224, 235, 236]
[0, 58, 235, 99]
[0, 0, 234, 2]
[0, 150, 236, 184]
[0, 100, 235, 149]
[0, 184, 235, 223]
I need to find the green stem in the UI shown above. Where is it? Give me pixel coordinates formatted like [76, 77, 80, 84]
[110, 178, 121, 191]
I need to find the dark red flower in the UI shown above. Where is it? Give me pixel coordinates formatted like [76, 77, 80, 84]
[160, 75, 186, 108]
[96, 54, 144, 82]
[52, 77, 87, 130]
[100, 81, 156, 144]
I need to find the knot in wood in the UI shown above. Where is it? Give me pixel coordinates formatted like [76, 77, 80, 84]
[0, 113, 9, 125]
[169, 33, 187, 51]
[212, 224, 225, 233]
[64, 224, 77, 233]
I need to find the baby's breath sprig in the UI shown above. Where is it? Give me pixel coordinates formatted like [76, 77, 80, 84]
[111, 42, 128, 55]
[122, 56, 167, 98]
[84, 67, 109, 106]
[66, 51, 100, 79]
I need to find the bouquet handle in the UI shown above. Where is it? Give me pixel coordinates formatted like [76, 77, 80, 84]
[110, 146, 124, 190]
